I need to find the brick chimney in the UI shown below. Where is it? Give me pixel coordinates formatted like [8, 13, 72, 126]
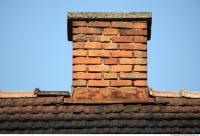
[68, 12, 152, 93]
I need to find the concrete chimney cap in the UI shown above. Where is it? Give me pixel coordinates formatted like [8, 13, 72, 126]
[68, 12, 152, 19]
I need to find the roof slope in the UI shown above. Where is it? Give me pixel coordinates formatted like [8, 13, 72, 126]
[0, 88, 200, 134]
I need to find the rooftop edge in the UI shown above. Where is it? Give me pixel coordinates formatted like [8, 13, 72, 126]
[1, 88, 200, 99]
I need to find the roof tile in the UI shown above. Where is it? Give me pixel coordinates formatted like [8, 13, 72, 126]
[0, 99, 13, 107]
[124, 105, 141, 112]
[21, 106, 33, 113]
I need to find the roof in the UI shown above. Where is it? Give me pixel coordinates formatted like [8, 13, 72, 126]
[0, 88, 200, 134]
[67, 12, 152, 41]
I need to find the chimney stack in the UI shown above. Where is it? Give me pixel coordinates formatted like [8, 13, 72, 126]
[68, 12, 152, 93]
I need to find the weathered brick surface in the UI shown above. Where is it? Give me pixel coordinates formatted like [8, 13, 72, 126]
[133, 22, 147, 28]
[134, 65, 147, 72]
[112, 36, 132, 43]
[119, 58, 147, 64]
[110, 65, 132, 72]
[87, 35, 110, 42]
[134, 51, 147, 58]
[73, 65, 87, 72]
[73, 27, 101, 34]
[119, 29, 147, 36]
[110, 80, 132, 86]
[73, 58, 101, 64]
[71, 19, 149, 88]
[119, 43, 135, 50]
[88, 65, 110, 72]
[84, 42, 102, 49]
[88, 80, 109, 87]
[133, 36, 147, 43]
[73, 73, 101, 79]
[119, 43, 147, 51]
[120, 72, 147, 79]
[72, 21, 87, 27]
[104, 58, 118, 65]
[102, 43, 118, 49]
[111, 51, 133, 57]
[73, 34, 87, 42]
[88, 50, 110, 57]
[134, 43, 147, 50]
[104, 28, 118, 35]
[73, 50, 87, 56]
[134, 80, 147, 86]
[112, 22, 134, 28]
[73, 80, 87, 86]
[73, 42, 102, 49]
[103, 73, 118, 79]
[88, 21, 110, 27]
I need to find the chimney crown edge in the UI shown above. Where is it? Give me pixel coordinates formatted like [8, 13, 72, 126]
[67, 12, 152, 41]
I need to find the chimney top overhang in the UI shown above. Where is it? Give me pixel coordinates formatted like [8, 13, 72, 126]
[67, 12, 152, 41]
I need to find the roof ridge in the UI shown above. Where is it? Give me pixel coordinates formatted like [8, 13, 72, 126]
[149, 88, 200, 98]
[34, 88, 70, 97]
[0, 88, 70, 98]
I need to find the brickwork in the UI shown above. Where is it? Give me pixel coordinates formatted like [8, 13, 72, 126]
[69, 13, 151, 89]
[71, 20, 148, 88]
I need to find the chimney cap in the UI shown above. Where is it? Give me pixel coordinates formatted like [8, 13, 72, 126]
[68, 12, 152, 19]
[67, 12, 152, 41]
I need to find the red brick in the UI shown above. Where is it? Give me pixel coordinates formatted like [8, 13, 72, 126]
[119, 29, 147, 36]
[110, 65, 132, 72]
[111, 51, 133, 57]
[120, 72, 147, 79]
[73, 34, 87, 42]
[102, 43, 117, 49]
[88, 80, 109, 87]
[134, 51, 147, 57]
[87, 35, 110, 42]
[110, 80, 132, 86]
[73, 42, 85, 49]
[133, 22, 147, 28]
[73, 27, 101, 34]
[103, 73, 118, 79]
[88, 50, 110, 57]
[73, 50, 87, 56]
[119, 43, 135, 50]
[88, 65, 110, 72]
[73, 73, 101, 79]
[111, 22, 134, 28]
[133, 36, 147, 43]
[112, 36, 132, 43]
[134, 43, 147, 50]
[84, 42, 102, 49]
[104, 28, 118, 35]
[119, 58, 147, 64]
[73, 65, 87, 72]
[134, 65, 147, 72]
[104, 58, 118, 65]
[134, 58, 147, 64]
[73, 42, 102, 49]
[134, 80, 147, 86]
[72, 21, 87, 27]
[120, 58, 134, 64]
[73, 57, 101, 64]
[88, 21, 110, 27]
[73, 80, 87, 86]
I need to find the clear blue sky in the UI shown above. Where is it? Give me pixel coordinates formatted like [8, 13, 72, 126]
[0, 0, 200, 92]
